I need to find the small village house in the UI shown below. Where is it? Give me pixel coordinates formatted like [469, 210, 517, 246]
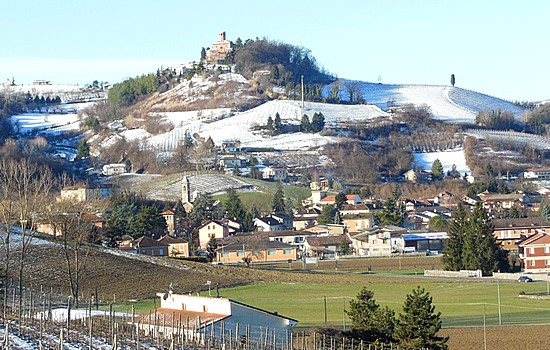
[303, 235, 351, 258]
[59, 184, 118, 202]
[158, 235, 189, 257]
[132, 236, 169, 256]
[216, 238, 297, 263]
[198, 220, 230, 249]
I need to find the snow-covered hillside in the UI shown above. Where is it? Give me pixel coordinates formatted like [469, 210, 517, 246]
[355, 82, 527, 123]
[140, 100, 391, 152]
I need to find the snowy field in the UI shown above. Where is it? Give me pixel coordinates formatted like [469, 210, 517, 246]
[354, 82, 527, 123]
[413, 148, 470, 175]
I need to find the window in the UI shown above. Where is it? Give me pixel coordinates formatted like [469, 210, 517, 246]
[221, 252, 230, 258]
[180, 245, 185, 251]
[530, 260, 535, 266]
[546, 247, 550, 254]
[284, 249, 293, 255]
[268, 250, 277, 255]
[237, 251, 245, 257]
[547, 260, 550, 266]
[159, 249, 163, 255]
[530, 247, 535, 254]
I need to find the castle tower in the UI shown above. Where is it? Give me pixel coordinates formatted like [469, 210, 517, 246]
[182, 176, 191, 203]
[219, 31, 226, 41]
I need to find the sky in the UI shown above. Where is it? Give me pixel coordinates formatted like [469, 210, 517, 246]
[1, 0, 548, 102]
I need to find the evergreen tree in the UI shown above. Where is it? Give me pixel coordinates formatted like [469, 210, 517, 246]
[394, 287, 448, 350]
[242, 212, 255, 232]
[274, 112, 282, 132]
[270, 65, 280, 80]
[442, 202, 466, 271]
[317, 205, 336, 225]
[310, 112, 325, 132]
[249, 203, 260, 219]
[509, 205, 519, 218]
[225, 188, 245, 221]
[347, 288, 395, 344]
[340, 238, 352, 255]
[448, 164, 461, 178]
[333, 210, 342, 225]
[272, 182, 285, 213]
[541, 196, 550, 222]
[206, 235, 217, 260]
[76, 139, 90, 159]
[374, 198, 403, 226]
[233, 163, 240, 176]
[133, 204, 167, 239]
[300, 114, 311, 132]
[450, 74, 455, 87]
[200, 47, 207, 61]
[266, 116, 274, 131]
[431, 159, 444, 180]
[335, 192, 347, 208]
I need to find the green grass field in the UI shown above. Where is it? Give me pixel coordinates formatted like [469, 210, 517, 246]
[200, 281, 550, 329]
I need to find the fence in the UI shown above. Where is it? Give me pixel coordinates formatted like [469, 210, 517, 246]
[0, 283, 424, 350]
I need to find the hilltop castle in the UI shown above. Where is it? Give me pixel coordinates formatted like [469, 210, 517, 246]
[206, 31, 234, 64]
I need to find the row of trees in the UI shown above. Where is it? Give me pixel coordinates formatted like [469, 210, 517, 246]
[108, 73, 160, 106]
[442, 202, 509, 275]
[300, 112, 325, 133]
[346, 287, 448, 349]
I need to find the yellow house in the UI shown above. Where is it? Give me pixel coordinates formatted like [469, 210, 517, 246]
[216, 238, 297, 263]
[158, 235, 189, 257]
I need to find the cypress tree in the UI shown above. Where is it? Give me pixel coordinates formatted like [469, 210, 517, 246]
[272, 182, 285, 213]
[442, 202, 466, 271]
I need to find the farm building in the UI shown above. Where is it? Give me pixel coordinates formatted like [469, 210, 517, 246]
[136, 293, 297, 340]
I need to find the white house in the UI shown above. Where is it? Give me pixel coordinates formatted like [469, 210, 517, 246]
[102, 163, 126, 176]
[136, 293, 297, 340]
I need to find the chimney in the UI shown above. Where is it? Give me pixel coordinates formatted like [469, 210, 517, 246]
[219, 31, 226, 41]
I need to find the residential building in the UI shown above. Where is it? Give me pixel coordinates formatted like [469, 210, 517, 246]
[519, 231, 550, 272]
[59, 184, 118, 202]
[256, 230, 317, 251]
[220, 140, 242, 153]
[343, 215, 373, 233]
[254, 213, 293, 232]
[478, 192, 526, 210]
[158, 236, 189, 257]
[216, 238, 297, 263]
[404, 169, 432, 183]
[102, 163, 126, 176]
[493, 217, 550, 250]
[133, 236, 169, 256]
[524, 168, 550, 180]
[303, 235, 351, 258]
[350, 226, 408, 256]
[35, 213, 104, 236]
[198, 220, 230, 249]
[137, 293, 297, 339]
[219, 157, 246, 169]
[319, 194, 361, 206]
[261, 167, 288, 181]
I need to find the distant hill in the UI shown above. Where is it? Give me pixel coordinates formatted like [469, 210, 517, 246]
[349, 82, 527, 123]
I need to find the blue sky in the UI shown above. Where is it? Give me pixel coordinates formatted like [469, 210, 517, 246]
[2, 0, 548, 101]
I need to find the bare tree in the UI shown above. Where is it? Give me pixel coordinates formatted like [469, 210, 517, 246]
[0, 158, 54, 319]
[343, 80, 364, 104]
[47, 200, 96, 305]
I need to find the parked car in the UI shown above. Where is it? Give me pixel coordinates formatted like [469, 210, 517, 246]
[518, 276, 533, 283]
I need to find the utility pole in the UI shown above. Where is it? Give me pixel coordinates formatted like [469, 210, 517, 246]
[483, 304, 487, 350]
[497, 281, 502, 325]
[301, 75, 304, 109]
[324, 296, 327, 323]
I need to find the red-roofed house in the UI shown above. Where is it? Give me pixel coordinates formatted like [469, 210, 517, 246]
[320, 194, 361, 206]
[198, 220, 230, 249]
[519, 231, 550, 272]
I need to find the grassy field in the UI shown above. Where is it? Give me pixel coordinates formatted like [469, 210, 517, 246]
[197, 280, 550, 329]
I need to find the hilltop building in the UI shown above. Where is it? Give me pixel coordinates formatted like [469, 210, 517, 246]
[206, 32, 234, 64]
